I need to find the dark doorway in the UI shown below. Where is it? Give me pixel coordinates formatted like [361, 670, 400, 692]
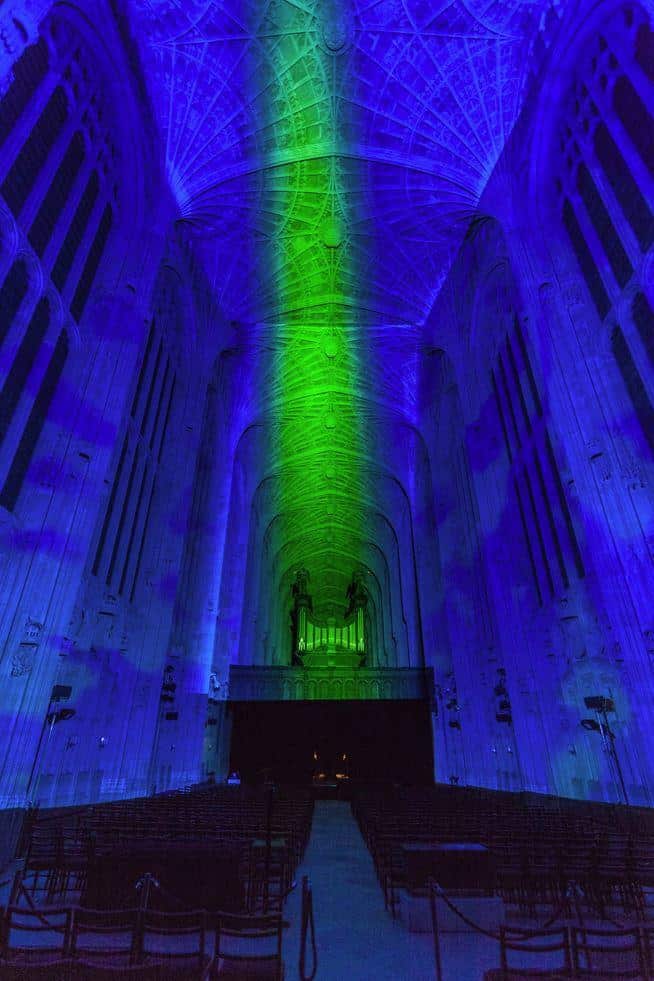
[229, 699, 433, 785]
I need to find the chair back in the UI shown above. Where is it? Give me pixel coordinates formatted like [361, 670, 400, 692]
[500, 924, 573, 978]
[1, 904, 73, 959]
[68, 905, 139, 964]
[570, 925, 645, 978]
[139, 907, 209, 968]
[215, 910, 283, 979]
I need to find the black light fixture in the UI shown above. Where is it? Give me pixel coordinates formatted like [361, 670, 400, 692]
[46, 708, 76, 724]
[51, 685, 73, 701]
[584, 695, 615, 713]
[581, 718, 601, 732]
[26, 685, 75, 801]
[580, 693, 628, 805]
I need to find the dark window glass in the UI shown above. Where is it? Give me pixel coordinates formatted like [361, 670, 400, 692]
[632, 292, 654, 369]
[0, 296, 50, 445]
[106, 445, 139, 586]
[130, 476, 157, 603]
[1, 86, 68, 216]
[611, 325, 654, 455]
[119, 463, 150, 595]
[92, 435, 128, 576]
[544, 432, 585, 580]
[594, 122, 654, 250]
[157, 378, 175, 462]
[149, 359, 170, 450]
[514, 477, 543, 606]
[613, 75, 654, 177]
[514, 316, 543, 418]
[0, 38, 48, 149]
[576, 163, 632, 287]
[524, 464, 555, 597]
[28, 131, 85, 256]
[636, 23, 654, 82]
[491, 370, 513, 462]
[506, 336, 532, 434]
[534, 449, 569, 589]
[562, 198, 610, 319]
[51, 170, 99, 290]
[498, 351, 521, 450]
[131, 321, 155, 419]
[0, 329, 68, 511]
[0, 260, 29, 348]
[70, 204, 112, 321]
[140, 338, 163, 438]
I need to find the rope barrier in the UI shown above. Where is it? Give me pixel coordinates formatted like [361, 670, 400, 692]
[299, 875, 317, 981]
[428, 875, 645, 981]
[428, 880, 576, 943]
[133, 869, 297, 932]
[429, 881, 582, 981]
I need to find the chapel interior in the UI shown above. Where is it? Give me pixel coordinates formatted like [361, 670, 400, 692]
[0, 0, 654, 977]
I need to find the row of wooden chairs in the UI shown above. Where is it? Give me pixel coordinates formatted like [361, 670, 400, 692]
[26, 785, 312, 840]
[20, 787, 314, 913]
[483, 923, 654, 979]
[352, 785, 654, 919]
[0, 903, 284, 979]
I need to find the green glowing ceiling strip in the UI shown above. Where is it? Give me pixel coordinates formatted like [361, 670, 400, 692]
[266, 4, 365, 625]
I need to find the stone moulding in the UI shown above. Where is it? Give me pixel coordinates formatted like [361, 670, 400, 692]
[227, 665, 433, 702]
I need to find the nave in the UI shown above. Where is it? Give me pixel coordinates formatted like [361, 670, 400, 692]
[2, 780, 654, 978]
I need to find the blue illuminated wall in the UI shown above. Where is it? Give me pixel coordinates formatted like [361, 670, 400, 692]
[0, 0, 652, 809]
[424, 2, 654, 803]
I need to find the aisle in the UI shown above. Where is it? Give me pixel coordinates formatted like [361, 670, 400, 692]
[282, 800, 435, 980]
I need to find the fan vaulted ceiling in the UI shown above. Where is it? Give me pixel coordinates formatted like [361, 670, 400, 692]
[121, 0, 552, 623]
[125, 0, 549, 325]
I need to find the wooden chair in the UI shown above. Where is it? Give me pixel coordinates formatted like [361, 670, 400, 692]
[0, 904, 72, 964]
[214, 911, 284, 979]
[68, 906, 139, 967]
[9, 963, 207, 979]
[570, 925, 646, 978]
[483, 925, 573, 980]
[246, 839, 291, 913]
[0, 960, 77, 979]
[138, 908, 213, 979]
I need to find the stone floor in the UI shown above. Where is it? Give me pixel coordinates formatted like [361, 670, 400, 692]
[282, 799, 497, 980]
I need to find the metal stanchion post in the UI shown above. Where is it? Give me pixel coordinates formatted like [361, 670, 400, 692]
[299, 875, 317, 981]
[429, 881, 443, 981]
[25, 699, 55, 802]
[263, 781, 274, 912]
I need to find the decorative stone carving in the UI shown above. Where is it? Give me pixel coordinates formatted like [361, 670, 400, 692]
[0, 1, 47, 86]
[228, 665, 432, 702]
[21, 617, 43, 644]
[10, 644, 36, 677]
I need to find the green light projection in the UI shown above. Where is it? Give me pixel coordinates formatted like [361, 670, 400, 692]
[263, 2, 367, 632]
